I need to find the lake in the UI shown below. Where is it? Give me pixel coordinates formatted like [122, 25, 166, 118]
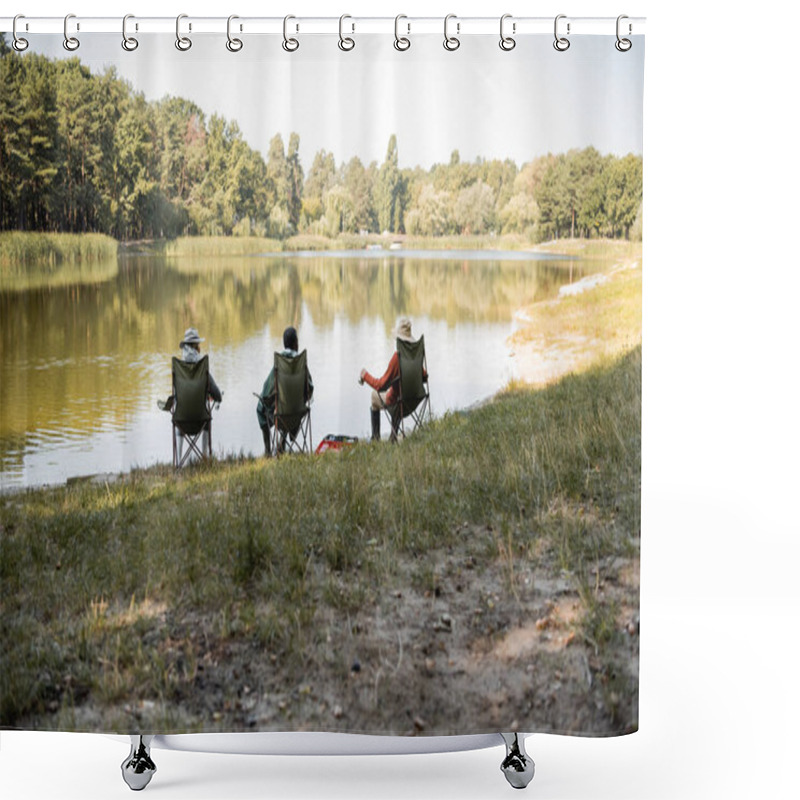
[0, 249, 592, 490]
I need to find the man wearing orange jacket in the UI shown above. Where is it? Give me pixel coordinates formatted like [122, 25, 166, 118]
[358, 316, 422, 442]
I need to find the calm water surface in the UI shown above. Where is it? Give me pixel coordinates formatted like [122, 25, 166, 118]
[0, 250, 592, 489]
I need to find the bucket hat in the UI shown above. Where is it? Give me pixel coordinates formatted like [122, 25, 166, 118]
[180, 327, 204, 347]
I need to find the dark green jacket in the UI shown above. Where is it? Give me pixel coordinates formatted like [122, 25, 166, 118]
[256, 348, 314, 429]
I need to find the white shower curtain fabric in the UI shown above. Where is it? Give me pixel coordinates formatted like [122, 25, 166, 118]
[0, 27, 644, 738]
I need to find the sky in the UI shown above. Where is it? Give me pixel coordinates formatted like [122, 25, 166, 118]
[23, 32, 644, 170]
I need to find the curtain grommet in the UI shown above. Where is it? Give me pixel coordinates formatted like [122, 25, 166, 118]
[394, 15, 411, 51]
[499, 14, 516, 51]
[176, 14, 192, 51]
[121, 14, 138, 51]
[282, 15, 299, 52]
[12, 14, 29, 51]
[443, 14, 460, 51]
[553, 14, 570, 52]
[338, 14, 355, 51]
[226, 15, 243, 52]
[615, 15, 632, 51]
[63, 14, 80, 51]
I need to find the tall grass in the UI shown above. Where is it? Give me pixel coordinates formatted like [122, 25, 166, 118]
[0, 232, 118, 267]
[0, 347, 640, 730]
[535, 237, 641, 262]
[163, 236, 283, 257]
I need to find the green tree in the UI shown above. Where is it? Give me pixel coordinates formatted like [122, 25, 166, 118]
[373, 134, 405, 233]
[112, 93, 160, 238]
[499, 192, 538, 234]
[0, 40, 26, 228]
[266, 133, 289, 217]
[603, 154, 643, 238]
[303, 149, 336, 224]
[8, 53, 59, 229]
[52, 59, 101, 231]
[154, 96, 207, 217]
[405, 184, 451, 236]
[229, 130, 270, 235]
[453, 181, 495, 235]
[341, 156, 374, 232]
[323, 184, 351, 236]
[566, 147, 604, 238]
[287, 132, 304, 233]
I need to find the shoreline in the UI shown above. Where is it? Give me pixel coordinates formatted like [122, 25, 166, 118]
[507, 252, 642, 386]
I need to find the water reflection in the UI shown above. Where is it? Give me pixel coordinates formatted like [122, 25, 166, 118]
[0, 251, 590, 489]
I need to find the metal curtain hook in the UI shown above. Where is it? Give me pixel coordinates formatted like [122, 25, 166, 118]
[553, 14, 570, 52]
[12, 14, 29, 51]
[443, 13, 460, 51]
[63, 13, 80, 51]
[615, 14, 632, 51]
[338, 14, 355, 51]
[283, 15, 299, 52]
[394, 14, 410, 51]
[122, 14, 138, 51]
[176, 13, 192, 51]
[226, 15, 243, 52]
[499, 13, 516, 51]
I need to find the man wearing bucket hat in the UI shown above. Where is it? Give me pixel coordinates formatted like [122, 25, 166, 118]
[159, 327, 223, 460]
[358, 316, 420, 441]
[178, 327, 223, 405]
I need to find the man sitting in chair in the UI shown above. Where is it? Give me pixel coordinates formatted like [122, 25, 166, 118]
[256, 326, 314, 455]
[160, 327, 223, 462]
[358, 316, 424, 442]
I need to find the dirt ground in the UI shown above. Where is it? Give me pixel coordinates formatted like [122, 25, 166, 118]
[62, 523, 638, 738]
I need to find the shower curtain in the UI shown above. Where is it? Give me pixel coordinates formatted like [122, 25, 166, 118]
[0, 18, 644, 741]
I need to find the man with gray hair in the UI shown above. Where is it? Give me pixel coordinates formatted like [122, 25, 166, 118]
[358, 316, 418, 442]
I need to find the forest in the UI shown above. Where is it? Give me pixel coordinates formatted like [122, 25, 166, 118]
[0, 39, 642, 243]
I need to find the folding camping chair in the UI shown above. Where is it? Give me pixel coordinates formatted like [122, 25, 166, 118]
[170, 356, 213, 468]
[382, 335, 431, 441]
[271, 349, 312, 456]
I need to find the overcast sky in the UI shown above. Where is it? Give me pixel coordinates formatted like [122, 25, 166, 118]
[26, 32, 644, 170]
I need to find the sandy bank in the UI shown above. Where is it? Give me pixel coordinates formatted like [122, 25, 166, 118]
[508, 257, 642, 386]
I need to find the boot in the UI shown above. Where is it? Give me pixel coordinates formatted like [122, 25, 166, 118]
[370, 409, 381, 441]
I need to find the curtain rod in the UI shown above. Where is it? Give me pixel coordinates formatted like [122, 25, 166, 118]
[1, 16, 646, 37]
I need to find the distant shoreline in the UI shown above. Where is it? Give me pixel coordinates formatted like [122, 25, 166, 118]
[1, 229, 639, 262]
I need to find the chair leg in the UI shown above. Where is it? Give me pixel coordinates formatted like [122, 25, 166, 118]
[261, 426, 272, 457]
[500, 732, 535, 789]
[121, 735, 157, 791]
